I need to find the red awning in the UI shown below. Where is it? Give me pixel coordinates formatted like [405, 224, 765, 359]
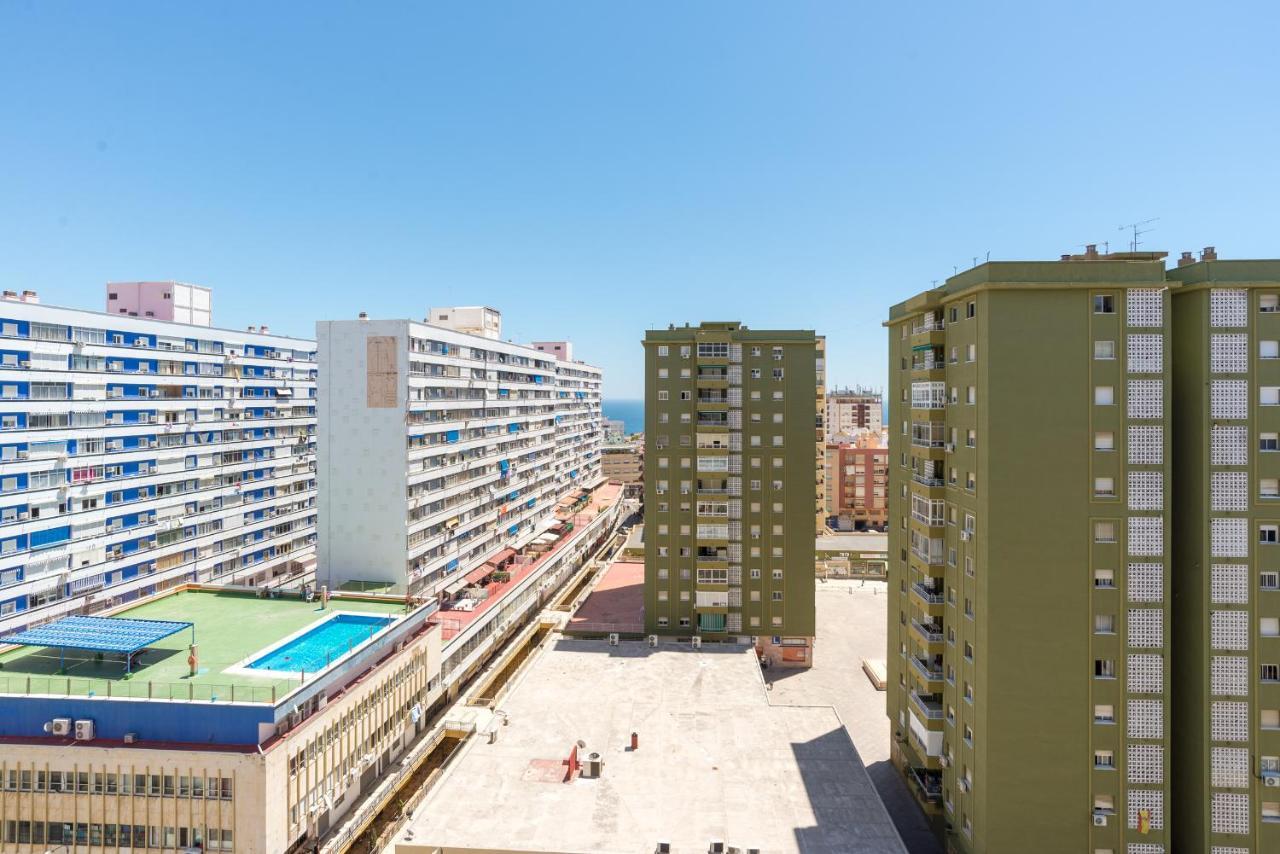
[486, 548, 517, 567]
[462, 564, 493, 585]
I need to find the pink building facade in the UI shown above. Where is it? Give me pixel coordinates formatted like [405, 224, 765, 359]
[106, 281, 212, 326]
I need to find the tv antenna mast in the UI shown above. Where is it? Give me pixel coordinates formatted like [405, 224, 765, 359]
[1119, 218, 1159, 253]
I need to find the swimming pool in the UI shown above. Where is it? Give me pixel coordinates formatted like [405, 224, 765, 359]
[245, 613, 395, 674]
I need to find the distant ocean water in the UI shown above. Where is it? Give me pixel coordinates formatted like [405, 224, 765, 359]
[603, 399, 644, 435]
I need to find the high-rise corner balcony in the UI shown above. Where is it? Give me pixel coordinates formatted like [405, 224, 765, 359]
[910, 581, 945, 609]
[909, 655, 944, 687]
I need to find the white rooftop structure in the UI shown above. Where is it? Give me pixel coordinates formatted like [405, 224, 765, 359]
[394, 639, 907, 854]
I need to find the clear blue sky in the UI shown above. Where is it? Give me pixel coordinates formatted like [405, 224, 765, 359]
[2, 2, 1277, 399]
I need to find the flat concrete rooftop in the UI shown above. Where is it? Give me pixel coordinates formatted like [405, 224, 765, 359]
[566, 559, 644, 635]
[394, 638, 906, 854]
[0, 589, 409, 701]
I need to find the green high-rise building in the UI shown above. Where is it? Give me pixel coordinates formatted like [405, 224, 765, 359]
[887, 252, 1175, 852]
[1168, 256, 1280, 854]
[642, 322, 822, 665]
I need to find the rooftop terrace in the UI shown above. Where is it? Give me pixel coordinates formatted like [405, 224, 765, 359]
[395, 639, 906, 854]
[0, 589, 410, 703]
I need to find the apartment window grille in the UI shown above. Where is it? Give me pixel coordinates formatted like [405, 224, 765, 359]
[1210, 793, 1250, 835]
[1211, 333, 1249, 374]
[1210, 746, 1250, 789]
[1128, 699, 1163, 740]
[1127, 471, 1162, 511]
[1211, 701, 1249, 741]
[1211, 610, 1250, 651]
[1127, 845, 1164, 854]
[1124, 563, 1160, 602]
[1211, 471, 1249, 512]
[1128, 609, 1163, 648]
[1210, 288, 1248, 328]
[1210, 656, 1249, 697]
[1127, 790, 1164, 830]
[1127, 334, 1163, 373]
[1128, 744, 1163, 784]
[1262, 571, 1280, 590]
[1210, 380, 1248, 419]
[1128, 516, 1163, 556]
[1211, 518, 1248, 558]
[1127, 654, 1163, 693]
[1211, 564, 1249, 604]
[1128, 425, 1163, 464]
[1212, 848, 1251, 854]
[1127, 288, 1163, 327]
[1127, 380, 1162, 419]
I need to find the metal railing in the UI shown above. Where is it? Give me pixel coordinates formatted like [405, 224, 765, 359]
[910, 619, 944, 643]
[910, 583, 945, 605]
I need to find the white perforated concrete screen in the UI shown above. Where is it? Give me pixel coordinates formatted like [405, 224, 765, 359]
[1127, 699, 1163, 740]
[1211, 610, 1250, 651]
[1127, 289, 1163, 327]
[1127, 379, 1163, 419]
[1127, 654, 1164, 693]
[1129, 425, 1163, 465]
[1127, 563, 1163, 603]
[1211, 471, 1249, 512]
[1211, 518, 1249, 558]
[1210, 288, 1248, 328]
[1127, 334, 1163, 373]
[1211, 701, 1249, 741]
[1127, 789, 1164, 830]
[1128, 471, 1163, 511]
[1210, 657, 1249, 697]
[1128, 516, 1163, 556]
[1210, 425, 1248, 465]
[1210, 746, 1250, 789]
[1128, 609, 1163, 648]
[1127, 743, 1163, 784]
[1210, 792, 1250, 834]
[1211, 564, 1249, 605]
[1211, 333, 1249, 374]
[1211, 380, 1248, 419]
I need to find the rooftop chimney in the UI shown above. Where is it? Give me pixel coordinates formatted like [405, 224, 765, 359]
[1178, 251, 1196, 267]
[1201, 246, 1218, 262]
[358, 312, 368, 321]
[1, 290, 16, 301]
[1060, 254, 1071, 261]
[247, 325, 257, 333]
[20, 290, 38, 304]
[1085, 244, 1099, 260]
[259, 325, 269, 334]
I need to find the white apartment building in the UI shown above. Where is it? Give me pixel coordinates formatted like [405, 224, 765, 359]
[0, 291, 318, 633]
[316, 312, 602, 597]
[825, 386, 882, 442]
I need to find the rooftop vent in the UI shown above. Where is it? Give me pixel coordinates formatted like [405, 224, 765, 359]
[1201, 246, 1218, 262]
[1178, 251, 1196, 267]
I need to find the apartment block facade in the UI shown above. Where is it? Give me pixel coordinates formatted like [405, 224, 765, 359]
[887, 258, 1174, 852]
[0, 292, 318, 635]
[825, 385, 882, 441]
[642, 322, 821, 665]
[316, 312, 602, 597]
[823, 441, 889, 530]
[1169, 260, 1280, 853]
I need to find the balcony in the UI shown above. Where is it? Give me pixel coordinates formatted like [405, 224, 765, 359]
[909, 690, 945, 720]
[909, 655, 944, 684]
[910, 618, 944, 645]
[906, 766, 943, 802]
[910, 582, 945, 606]
[910, 425, 946, 449]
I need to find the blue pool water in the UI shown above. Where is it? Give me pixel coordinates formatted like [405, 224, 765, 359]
[247, 614, 395, 673]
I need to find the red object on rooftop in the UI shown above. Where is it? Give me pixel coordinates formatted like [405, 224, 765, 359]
[462, 564, 493, 586]
[487, 548, 517, 568]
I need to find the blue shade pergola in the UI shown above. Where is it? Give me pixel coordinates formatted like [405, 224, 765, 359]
[1, 615, 194, 673]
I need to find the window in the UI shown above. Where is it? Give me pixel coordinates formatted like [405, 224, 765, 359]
[967, 301, 976, 318]
[1095, 659, 1115, 678]
[1262, 617, 1280, 637]
[1263, 340, 1280, 359]
[1262, 525, 1279, 544]
[1094, 614, 1115, 634]
[1263, 709, 1280, 729]
[1094, 294, 1115, 314]
[1094, 340, 1115, 359]
[680, 345, 691, 358]
[1264, 432, 1280, 452]
[1095, 431, 1114, 451]
[1262, 294, 1280, 313]
[657, 390, 668, 400]
[1262, 663, 1280, 682]
[1094, 750, 1115, 769]
[772, 368, 784, 380]
[1095, 386, 1114, 405]
[1263, 478, 1279, 498]
[966, 344, 976, 362]
[1094, 704, 1115, 723]
[1265, 387, 1280, 406]
[1094, 477, 1115, 497]
[657, 346, 669, 357]
[1094, 569, 1115, 588]
[658, 368, 668, 379]
[1262, 571, 1279, 590]
[949, 307, 958, 322]
[966, 386, 975, 404]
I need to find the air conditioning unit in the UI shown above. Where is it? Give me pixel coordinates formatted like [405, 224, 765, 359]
[648, 635, 658, 648]
[709, 841, 725, 854]
[691, 636, 702, 650]
[123, 732, 137, 744]
[73, 719, 96, 741]
[944, 442, 954, 452]
[655, 843, 671, 854]
[1092, 814, 1108, 827]
[48, 717, 73, 736]
[1265, 775, 1280, 788]
[608, 633, 620, 646]
[960, 531, 971, 542]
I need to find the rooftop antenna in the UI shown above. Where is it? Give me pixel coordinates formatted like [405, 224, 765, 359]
[1119, 218, 1159, 253]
